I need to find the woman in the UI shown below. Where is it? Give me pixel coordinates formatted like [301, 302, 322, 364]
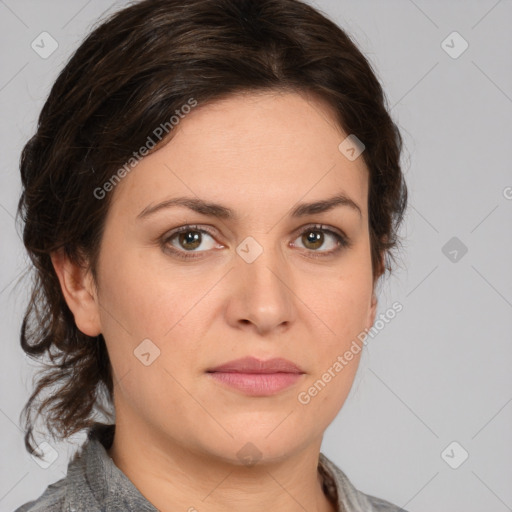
[15, 0, 408, 511]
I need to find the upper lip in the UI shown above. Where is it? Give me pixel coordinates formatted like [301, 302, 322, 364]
[207, 356, 304, 374]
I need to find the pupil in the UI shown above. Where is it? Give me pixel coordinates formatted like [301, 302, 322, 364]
[181, 231, 200, 249]
[305, 230, 322, 249]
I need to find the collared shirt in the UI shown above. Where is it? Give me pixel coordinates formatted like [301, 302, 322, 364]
[14, 423, 408, 512]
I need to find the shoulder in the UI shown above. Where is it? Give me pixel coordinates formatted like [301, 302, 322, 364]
[13, 423, 111, 512]
[13, 477, 67, 512]
[13, 423, 153, 512]
[364, 493, 410, 512]
[318, 452, 409, 512]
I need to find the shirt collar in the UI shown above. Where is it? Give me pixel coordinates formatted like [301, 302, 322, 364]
[65, 423, 158, 512]
[64, 423, 375, 512]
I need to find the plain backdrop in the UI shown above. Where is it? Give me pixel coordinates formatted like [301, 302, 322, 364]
[1, 1, 511, 511]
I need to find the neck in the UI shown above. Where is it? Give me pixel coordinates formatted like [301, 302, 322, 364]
[106, 411, 337, 512]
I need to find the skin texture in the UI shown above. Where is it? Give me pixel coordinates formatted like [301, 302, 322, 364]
[52, 90, 381, 512]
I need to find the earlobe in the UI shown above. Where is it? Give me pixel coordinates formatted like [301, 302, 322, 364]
[50, 248, 102, 337]
[367, 252, 384, 329]
[368, 292, 378, 329]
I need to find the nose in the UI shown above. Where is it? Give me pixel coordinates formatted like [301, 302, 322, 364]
[224, 237, 296, 336]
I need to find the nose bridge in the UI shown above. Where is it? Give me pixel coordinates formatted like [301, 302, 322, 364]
[236, 233, 285, 286]
[236, 228, 286, 281]
[231, 232, 294, 330]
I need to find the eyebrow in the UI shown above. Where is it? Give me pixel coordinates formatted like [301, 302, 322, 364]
[137, 192, 362, 221]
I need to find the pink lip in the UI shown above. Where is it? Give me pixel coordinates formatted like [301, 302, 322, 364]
[207, 356, 304, 374]
[206, 357, 305, 396]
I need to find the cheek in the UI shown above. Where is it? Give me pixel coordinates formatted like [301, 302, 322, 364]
[95, 242, 215, 379]
[304, 256, 374, 349]
[296, 255, 372, 416]
[296, 281, 368, 424]
[96, 240, 202, 337]
[94, 246, 207, 422]
[320, 283, 371, 342]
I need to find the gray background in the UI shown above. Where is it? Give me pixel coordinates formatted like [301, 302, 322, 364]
[1, 0, 511, 510]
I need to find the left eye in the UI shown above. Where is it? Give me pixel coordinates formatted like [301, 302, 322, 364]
[291, 225, 347, 255]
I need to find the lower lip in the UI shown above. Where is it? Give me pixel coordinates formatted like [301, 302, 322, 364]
[207, 372, 304, 396]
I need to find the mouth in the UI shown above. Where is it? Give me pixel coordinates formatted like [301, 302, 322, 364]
[206, 356, 305, 396]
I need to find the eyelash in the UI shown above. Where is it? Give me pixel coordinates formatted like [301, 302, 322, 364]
[161, 224, 351, 261]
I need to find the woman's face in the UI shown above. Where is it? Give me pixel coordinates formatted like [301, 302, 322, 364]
[89, 91, 378, 463]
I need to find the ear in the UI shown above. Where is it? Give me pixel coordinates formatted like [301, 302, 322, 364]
[50, 248, 102, 337]
[366, 251, 385, 329]
[367, 291, 378, 330]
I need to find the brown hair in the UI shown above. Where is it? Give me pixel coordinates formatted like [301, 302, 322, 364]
[17, 0, 407, 458]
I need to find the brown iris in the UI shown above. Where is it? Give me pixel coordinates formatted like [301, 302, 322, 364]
[179, 230, 202, 250]
[302, 229, 323, 250]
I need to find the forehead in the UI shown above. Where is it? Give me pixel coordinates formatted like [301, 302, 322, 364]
[108, 90, 369, 220]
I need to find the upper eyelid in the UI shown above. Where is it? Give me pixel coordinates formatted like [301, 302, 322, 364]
[164, 223, 347, 239]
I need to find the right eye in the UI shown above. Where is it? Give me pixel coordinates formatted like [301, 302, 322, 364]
[161, 224, 223, 260]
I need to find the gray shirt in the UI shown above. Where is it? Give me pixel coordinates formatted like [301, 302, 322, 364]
[14, 423, 408, 512]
